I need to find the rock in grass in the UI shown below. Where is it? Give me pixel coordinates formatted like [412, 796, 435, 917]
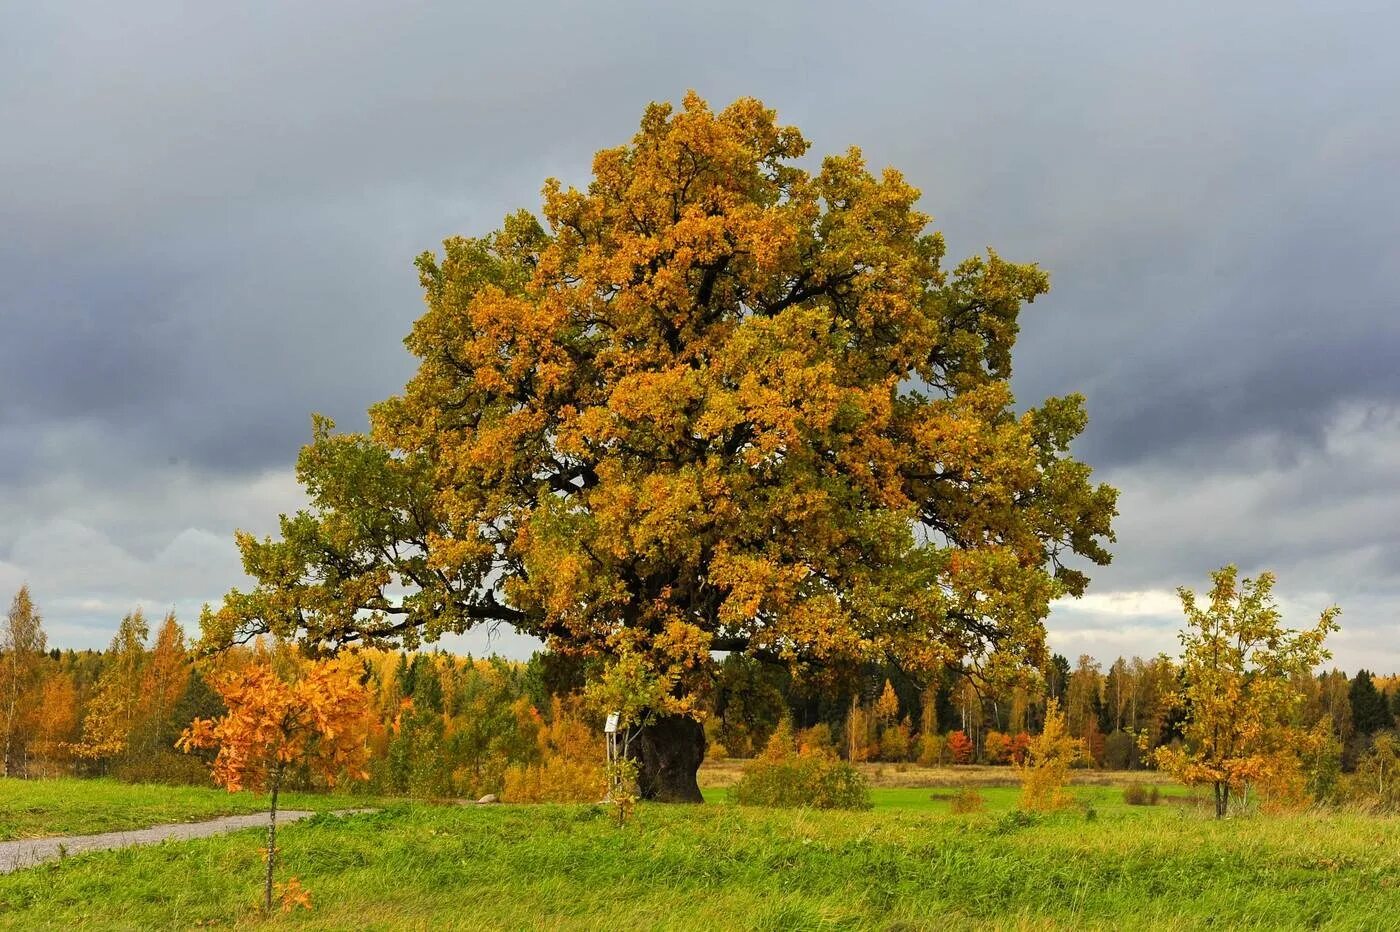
[477, 794, 499, 805]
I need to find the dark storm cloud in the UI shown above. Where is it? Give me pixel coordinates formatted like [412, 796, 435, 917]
[3, 0, 1398, 661]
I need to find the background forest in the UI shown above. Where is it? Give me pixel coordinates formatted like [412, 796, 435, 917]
[6, 584, 1398, 807]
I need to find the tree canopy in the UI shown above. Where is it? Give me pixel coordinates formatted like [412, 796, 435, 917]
[203, 93, 1117, 797]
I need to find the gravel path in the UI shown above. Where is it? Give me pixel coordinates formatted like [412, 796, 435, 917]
[0, 809, 374, 874]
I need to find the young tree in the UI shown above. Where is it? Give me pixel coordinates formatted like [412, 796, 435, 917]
[1155, 566, 1338, 818]
[2, 586, 46, 776]
[179, 657, 372, 911]
[73, 609, 150, 765]
[1065, 655, 1102, 740]
[32, 673, 79, 773]
[875, 680, 900, 724]
[143, 613, 190, 727]
[947, 729, 974, 764]
[200, 93, 1117, 801]
[1017, 697, 1081, 811]
[124, 613, 192, 769]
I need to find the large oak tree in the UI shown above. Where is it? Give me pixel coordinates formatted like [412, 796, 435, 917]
[205, 94, 1117, 800]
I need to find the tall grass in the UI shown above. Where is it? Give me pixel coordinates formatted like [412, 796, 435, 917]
[3, 790, 1399, 928]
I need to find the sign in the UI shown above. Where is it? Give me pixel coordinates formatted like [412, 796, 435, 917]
[604, 712, 620, 734]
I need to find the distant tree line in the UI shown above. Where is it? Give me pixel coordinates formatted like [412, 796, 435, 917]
[4, 583, 1400, 807]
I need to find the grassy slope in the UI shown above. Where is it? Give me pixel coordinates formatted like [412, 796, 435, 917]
[0, 778, 358, 841]
[2, 786, 1398, 930]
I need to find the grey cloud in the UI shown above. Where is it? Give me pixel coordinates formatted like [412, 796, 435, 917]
[3, 0, 1398, 656]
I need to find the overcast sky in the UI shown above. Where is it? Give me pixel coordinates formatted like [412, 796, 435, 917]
[3, 1, 1397, 669]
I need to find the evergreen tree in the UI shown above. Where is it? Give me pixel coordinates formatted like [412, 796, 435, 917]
[1349, 670, 1394, 735]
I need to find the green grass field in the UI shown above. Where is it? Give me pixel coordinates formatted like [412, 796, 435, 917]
[2, 777, 1398, 930]
[0, 778, 359, 842]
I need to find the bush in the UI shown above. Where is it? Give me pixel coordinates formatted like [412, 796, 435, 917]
[1257, 753, 1311, 815]
[948, 787, 984, 814]
[732, 726, 870, 810]
[1123, 783, 1158, 806]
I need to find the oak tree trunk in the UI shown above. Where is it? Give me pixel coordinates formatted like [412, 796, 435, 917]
[634, 714, 705, 803]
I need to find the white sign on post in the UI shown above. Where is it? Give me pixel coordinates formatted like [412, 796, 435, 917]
[604, 712, 620, 734]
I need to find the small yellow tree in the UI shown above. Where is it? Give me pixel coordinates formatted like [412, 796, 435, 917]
[875, 680, 899, 723]
[1017, 698, 1081, 811]
[1154, 566, 1337, 818]
[72, 609, 150, 765]
[2, 586, 46, 777]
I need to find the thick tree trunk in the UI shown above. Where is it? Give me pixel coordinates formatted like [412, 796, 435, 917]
[634, 714, 705, 803]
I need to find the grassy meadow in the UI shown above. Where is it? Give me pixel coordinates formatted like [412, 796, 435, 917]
[3, 775, 1398, 930]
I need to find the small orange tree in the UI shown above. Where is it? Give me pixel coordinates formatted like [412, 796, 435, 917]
[947, 730, 974, 764]
[179, 656, 372, 911]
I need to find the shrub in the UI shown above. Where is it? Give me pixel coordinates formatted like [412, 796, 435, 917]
[846, 703, 877, 762]
[1302, 725, 1342, 804]
[1080, 726, 1106, 768]
[732, 725, 871, 810]
[504, 755, 607, 803]
[1123, 783, 1154, 806]
[948, 787, 984, 814]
